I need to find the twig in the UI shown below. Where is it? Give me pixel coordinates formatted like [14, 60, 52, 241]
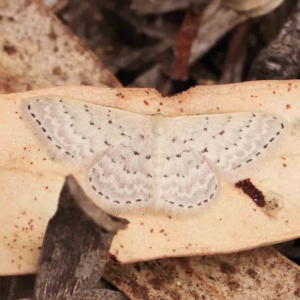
[219, 21, 249, 83]
[169, 3, 206, 80]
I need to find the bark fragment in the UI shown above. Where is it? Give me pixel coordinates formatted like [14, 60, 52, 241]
[249, 1, 300, 80]
[32, 176, 128, 300]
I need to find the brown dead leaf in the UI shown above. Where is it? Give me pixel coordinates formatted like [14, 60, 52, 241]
[104, 247, 300, 300]
[0, 0, 121, 94]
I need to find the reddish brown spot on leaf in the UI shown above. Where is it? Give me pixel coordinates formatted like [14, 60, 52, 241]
[116, 92, 125, 99]
[52, 66, 62, 75]
[144, 100, 149, 106]
[235, 179, 266, 207]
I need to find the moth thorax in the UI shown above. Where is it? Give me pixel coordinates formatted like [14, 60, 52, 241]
[151, 132, 168, 181]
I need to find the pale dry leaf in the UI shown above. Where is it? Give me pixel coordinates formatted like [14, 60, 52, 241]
[43, 0, 69, 13]
[224, 0, 284, 16]
[0, 81, 300, 275]
[0, 0, 121, 94]
[190, 1, 246, 64]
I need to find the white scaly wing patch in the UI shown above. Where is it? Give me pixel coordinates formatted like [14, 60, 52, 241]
[22, 96, 154, 212]
[157, 135, 218, 213]
[172, 112, 285, 182]
[89, 136, 155, 212]
[22, 96, 286, 215]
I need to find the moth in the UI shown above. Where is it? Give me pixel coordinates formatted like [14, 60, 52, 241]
[22, 96, 286, 215]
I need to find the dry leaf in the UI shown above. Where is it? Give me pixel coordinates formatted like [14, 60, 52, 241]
[131, 0, 284, 16]
[0, 0, 121, 93]
[0, 81, 300, 275]
[224, 0, 284, 16]
[104, 247, 300, 300]
[131, 0, 207, 14]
